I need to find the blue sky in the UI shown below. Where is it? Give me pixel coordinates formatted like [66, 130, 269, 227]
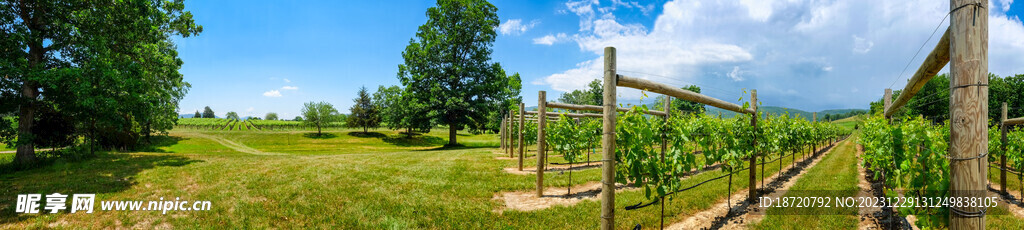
[175, 0, 1024, 118]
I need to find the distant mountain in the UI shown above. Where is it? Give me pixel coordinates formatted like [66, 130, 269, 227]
[523, 104, 865, 122]
[178, 114, 221, 119]
[705, 106, 867, 121]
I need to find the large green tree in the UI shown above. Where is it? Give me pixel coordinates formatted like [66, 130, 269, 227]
[202, 106, 216, 118]
[302, 101, 339, 136]
[652, 85, 704, 115]
[265, 112, 279, 121]
[398, 0, 518, 146]
[557, 79, 602, 108]
[225, 112, 240, 121]
[0, 0, 202, 165]
[347, 86, 380, 133]
[373, 85, 431, 137]
[193, 111, 201, 118]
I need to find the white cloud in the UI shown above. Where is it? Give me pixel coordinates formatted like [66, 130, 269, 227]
[263, 90, 282, 97]
[997, 0, 1013, 12]
[739, 0, 774, 22]
[537, 0, 1024, 110]
[281, 86, 298, 90]
[727, 66, 743, 81]
[852, 35, 874, 53]
[498, 19, 539, 35]
[566, 0, 599, 31]
[246, 107, 254, 112]
[283, 78, 291, 83]
[533, 33, 569, 45]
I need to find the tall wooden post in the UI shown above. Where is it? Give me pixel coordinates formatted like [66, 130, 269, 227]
[813, 112, 817, 123]
[1001, 102, 1008, 195]
[949, 0, 988, 227]
[884, 89, 892, 120]
[660, 95, 670, 230]
[537, 91, 547, 197]
[600, 47, 617, 230]
[748, 89, 758, 202]
[519, 103, 525, 171]
[500, 116, 506, 150]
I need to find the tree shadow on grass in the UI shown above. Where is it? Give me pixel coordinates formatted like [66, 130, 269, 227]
[0, 153, 201, 224]
[383, 135, 446, 147]
[345, 131, 385, 138]
[304, 132, 339, 139]
[137, 135, 186, 153]
[416, 143, 494, 151]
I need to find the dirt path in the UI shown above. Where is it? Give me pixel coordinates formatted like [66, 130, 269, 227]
[494, 161, 723, 211]
[855, 144, 915, 230]
[0, 148, 60, 154]
[987, 182, 1024, 218]
[188, 133, 286, 156]
[492, 181, 637, 213]
[667, 139, 844, 230]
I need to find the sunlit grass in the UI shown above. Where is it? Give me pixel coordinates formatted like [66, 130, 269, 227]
[1, 126, 840, 229]
[751, 133, 860, 229]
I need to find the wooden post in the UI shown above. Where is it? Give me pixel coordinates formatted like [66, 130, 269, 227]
[600, 47, 617, 230]
[519, 103, 525, 171]
[1001, 102, 1008, 195]
[949, 0, 988, 227]
[749, 89, 758, 202]
[537, 91, 547, 197]
[500, 116, 506, 150]
[660, 95, 670, 230]
[884, 89, 892, 121]
[812, 112, 817, 123]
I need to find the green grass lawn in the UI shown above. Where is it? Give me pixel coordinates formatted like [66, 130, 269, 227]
[0, 126, 840, 229]
[831, 115, 863, 131]
[751, 133, 861, 229]
[989, 162, 1023, 194]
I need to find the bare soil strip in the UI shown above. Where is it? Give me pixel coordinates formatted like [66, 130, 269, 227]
[189, 133, 286, 156]
[667, 139, 844, 230]
[855, 144, 915, 230]
[494, 161, 723, 211]
[0, 148, 58, 154]
[987, 182, 1024, 218]
[492, 181, 637, 213]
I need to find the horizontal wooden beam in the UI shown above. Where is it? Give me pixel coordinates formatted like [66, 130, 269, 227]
[616, 75, 754, 114]
[546, 102, 666, 116]
[1005, 117, 1024, 126]
[885, 27, 951, 117]
[546, 102, 602, 112]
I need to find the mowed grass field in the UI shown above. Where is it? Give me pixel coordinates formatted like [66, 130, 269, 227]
[1, 126, 1021, 229]
[1, 126, 839, 229]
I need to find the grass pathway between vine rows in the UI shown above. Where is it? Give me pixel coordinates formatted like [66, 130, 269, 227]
[187, 132, 286, 156]
[668, 137, 847, 229]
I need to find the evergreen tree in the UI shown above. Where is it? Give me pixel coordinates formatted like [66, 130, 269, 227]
[202, 106, 216, 118]
[194, 111, 201, 118]
[347, 86, 380, 133]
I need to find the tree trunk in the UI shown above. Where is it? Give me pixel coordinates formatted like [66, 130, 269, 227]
[15, 39, 46, 166]
[317, 123, 322, 135]
[448, 123, 457, 146]
[15, 83, 38, 165]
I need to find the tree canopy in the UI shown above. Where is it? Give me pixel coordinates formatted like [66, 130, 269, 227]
[398, 0, 519, 145]
[347, 86, 380, 133]
[0, 0, 202, 165]
[225, 112, 240, 121]
[265, 113, 279, 121]
[202, 106, 216, 118]
[302, 101, 339, 136]
[373, 85, 431, 137]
